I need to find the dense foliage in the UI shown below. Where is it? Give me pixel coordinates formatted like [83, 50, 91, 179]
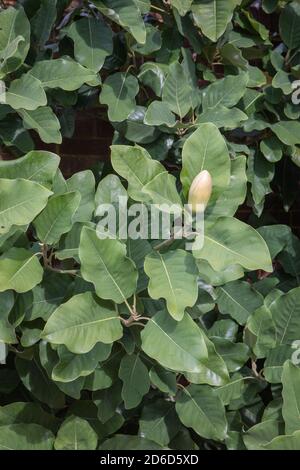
[0, 0, 300, 451]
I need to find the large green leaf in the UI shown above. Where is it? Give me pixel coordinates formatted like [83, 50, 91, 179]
[271, 121, 300, 145]
[202, 73, 249, 110]
[139, 400, 180, 446]
[100, 73, 139, 122]
[127, 238, 152, 293]
[144, 101, 176, 127]
[33, 192, 81, 245]
[142, 172, 183, 209]
[270, 287, 300, 345]
[79, 226, 137, 304]
[39, 342, 85, 400]
[94, 0, 146, 43]
[262, 431, 300, 450]
[144, 250, 198, 321]
[171, 0, 193, 16]
[185, 332, 229, 386]
[162, 62, 193, 118]
[181, 123, 231, 198]
[206, 156, 247, 222]
[197, 259, 244, 286]
[216, 373, 247, 406]
[66, 17, 113, 72]
[31, 0, 57, 48]
[0, 150, 59, 187]
[141, 310, 208, 373]
[95, 174, 127, 206]
[29, 58, 97, 90]
[119, 354, 150, 409]
[138, 62, 168, 97]
[197, 105, 248, 129]
[0, 178, 51, 233]
[279, 1, 300, 49]
[0, 6, 30, 78]
[0, 402, 59, 432]
[66, 171, 95, 223]
[24, 272, 71, 322]
[55, 222, 94, 262]
[216, 281, 264, 325]
[111, 145, 164, 202]
[42, 292, 123, 353]
[258, 224, 291, 259]
[243, 419, 283, 450]
[5, 74, 46, 111]
[0, 424, 54, 450]
[18, 107, 62, 144]
[212, 338, 249, 373]
[54, 416, 98, 450]
[175, 384, 227, 441]
[0, 291, 16, 343]
[264, 345, 294, 383]
[278, 232, 300, 277]
[282, 361, 300, 434]
[191, 0, 241, 42]
[52, 343, 111, 383]
[247, 151, 275, 214]
[245, 305, 276, 358]
[193, 217, 272, 272]
[0, 248, 43, 293]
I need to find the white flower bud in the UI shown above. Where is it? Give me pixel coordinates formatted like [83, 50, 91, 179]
[188, 170, 212, 213]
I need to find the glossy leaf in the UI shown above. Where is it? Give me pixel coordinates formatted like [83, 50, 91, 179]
[0, 7, 30, 78]
[282, 361, 300, 434]
[176, 384, 227, 441]
[100, 73, 139, 122]
[111, 145, 164, 202]
[191, 0, 241, 42]
[216, 281, 264, 325]
[30, 58, 97, 90]
[119, 354, 150, 409]
[54, 416, 98, 450]
[18, 107, 62, 144]
[181, 123, 231, 198]
[94, 0, 146, 43]
[270, 287, 300, 345]
[42, 292, 123, 353]
[141, 310, 208, 373]
[279, 2, 300, 49]
[6, 74, 46, 111]
[66, 17, 113, 72]
[79, 226, 138, 303]
[0, 151, 59, 187]
[144, 250, 198, 321]
[0, 248, 43, 293]
[0, 178, 51, 233]
[162, 62, 193, 118]
[52, 343, 112, 383]
[34, 192, 81, 245]
[0, 424, 54, 450]
[193, 217, 273, 273]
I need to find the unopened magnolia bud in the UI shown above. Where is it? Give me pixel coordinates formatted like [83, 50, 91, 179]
[188, 170, 212, 213]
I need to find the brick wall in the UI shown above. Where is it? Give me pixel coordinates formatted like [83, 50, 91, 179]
[35, 110, 114, 177]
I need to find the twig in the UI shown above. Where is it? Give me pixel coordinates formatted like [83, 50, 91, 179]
[41, 244, 79, 276]
[153, 236, 175, 251]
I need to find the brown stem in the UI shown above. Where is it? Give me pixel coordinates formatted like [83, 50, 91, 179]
[154, 236, 175, 251]
[41, 244, 78, 276]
